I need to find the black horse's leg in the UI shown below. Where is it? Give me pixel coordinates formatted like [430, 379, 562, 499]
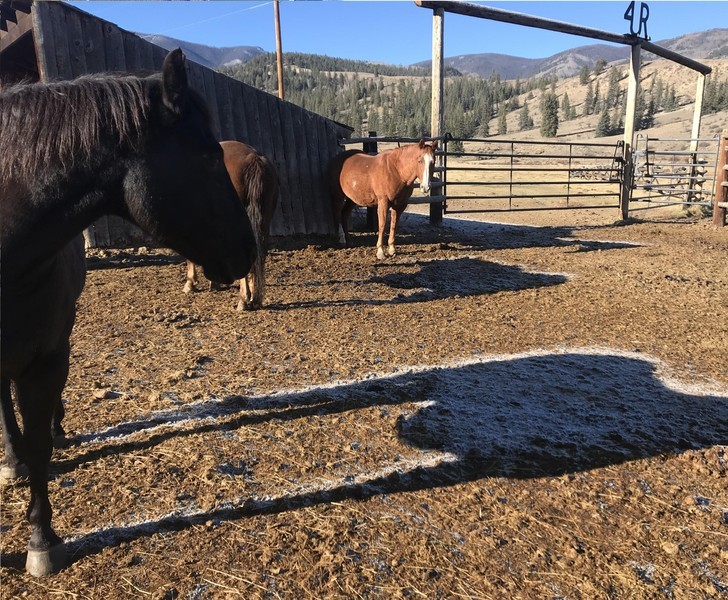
[51, 397, 68, 449]
[341, 199, 356, 246]
[0, 377, 28, 481]
[15, 346, 70, 576]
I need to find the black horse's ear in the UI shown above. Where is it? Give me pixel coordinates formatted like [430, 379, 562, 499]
[162, 48, 188, 115]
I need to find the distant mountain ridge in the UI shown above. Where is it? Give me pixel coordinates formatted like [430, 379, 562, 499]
[140, 34, 265, 69]
[415, 29, 728, 79]
[143, 28, 728, 80]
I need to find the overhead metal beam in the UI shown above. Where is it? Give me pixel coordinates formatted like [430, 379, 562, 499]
[414, 0, 711, 75]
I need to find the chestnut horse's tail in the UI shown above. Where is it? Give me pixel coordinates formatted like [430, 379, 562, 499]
[241, 153, 279, 308]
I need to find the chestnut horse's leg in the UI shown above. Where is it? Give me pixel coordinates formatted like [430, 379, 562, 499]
[183, 261, 198, 294]
[15, 346, 71, 576]
[0, 377, 28, 481]
[376, 200, 389, 260]
[387, 205, 406, 257]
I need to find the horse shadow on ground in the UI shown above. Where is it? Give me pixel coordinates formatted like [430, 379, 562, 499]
[4, 350, 722, 569]
[347, 212, 642, 254]
[269, 256, 568, 310]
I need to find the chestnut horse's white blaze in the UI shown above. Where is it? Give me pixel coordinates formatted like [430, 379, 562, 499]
[420, 151, 434, 194]
[329, 140, 438, 259]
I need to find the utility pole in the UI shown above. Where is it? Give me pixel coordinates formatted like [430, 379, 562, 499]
[274, 0, 284, 100]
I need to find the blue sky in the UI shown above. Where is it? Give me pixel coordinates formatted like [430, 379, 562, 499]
[69, 1, 724, 65]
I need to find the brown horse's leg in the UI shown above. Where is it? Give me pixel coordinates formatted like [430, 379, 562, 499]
[15, 347, 70, 576]
[183, 261, 198, 294]
[376, 201, 388, 260]
[387, 205, 405, 257]
[238, 274, 253, 311]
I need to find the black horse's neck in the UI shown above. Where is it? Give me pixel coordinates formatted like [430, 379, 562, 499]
[1, 162, 125, 280]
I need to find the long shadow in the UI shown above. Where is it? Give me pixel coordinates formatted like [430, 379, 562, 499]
[343, 212, 641, 255]
[394, 214, 642, 253]
[267, 257, 568, 310]
[5, 351, 721, 568]
[85, 249, 184, 271]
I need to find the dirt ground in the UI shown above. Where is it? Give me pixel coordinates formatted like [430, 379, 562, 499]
[1, 206, 727, 599]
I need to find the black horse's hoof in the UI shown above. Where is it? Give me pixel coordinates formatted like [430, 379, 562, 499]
[53, 433, 70, 449]
[26, 543, 67, 576]
[0, 463, 30, 484]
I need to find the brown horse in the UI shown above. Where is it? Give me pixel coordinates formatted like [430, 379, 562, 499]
[329, 140, 438, 259]
[184, 140, 279, 310]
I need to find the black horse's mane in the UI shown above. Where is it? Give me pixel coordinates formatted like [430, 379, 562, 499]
[0, 73, 156, 182]
[0, 71, 209, 183]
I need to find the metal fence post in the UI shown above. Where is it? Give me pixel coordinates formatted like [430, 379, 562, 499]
[363, 131, 378, 231]
[713, 130, 727, 227]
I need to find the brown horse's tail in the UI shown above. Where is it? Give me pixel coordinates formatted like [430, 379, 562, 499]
[242, 154, 279, 308]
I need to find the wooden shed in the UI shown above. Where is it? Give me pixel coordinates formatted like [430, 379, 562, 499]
[0, 0, 352, 245]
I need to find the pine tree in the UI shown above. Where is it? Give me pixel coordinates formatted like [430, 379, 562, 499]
[497, 104, 508, 135]
[593, 59, 607, 77]
[561, 93, 572, 121]
[540, 92, 559, 138]
[519, 102, 533, 131]
[595, 107, 611, 137]
[605, 67, 620, 109]
[579, 65, 590, 85]
[584, 82, 594, 116]
[593, 81, 601, 114]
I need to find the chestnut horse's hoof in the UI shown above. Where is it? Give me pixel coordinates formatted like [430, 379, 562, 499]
[182, 281, 195, 294]
[376, 247, 385, 260]
[26, 542, 67, 577]
[387, 245, 396, 257]
[0, 462, 30, 484]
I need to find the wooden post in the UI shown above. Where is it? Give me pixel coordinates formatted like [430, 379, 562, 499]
[363, 131, 378, 231]
[274, 0, 284, 100]
[686, 72, 706, 205]
[620, 43, 640, 221]
[429, 7, 444, 225]
[713, 129, 727, 227]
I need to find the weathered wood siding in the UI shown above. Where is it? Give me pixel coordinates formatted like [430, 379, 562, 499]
[31, 1, 350, 245]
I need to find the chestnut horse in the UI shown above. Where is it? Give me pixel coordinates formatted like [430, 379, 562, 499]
[329, 140, 438, 259]
[0, 49, 256, 576]
[183, 140, 279, 310]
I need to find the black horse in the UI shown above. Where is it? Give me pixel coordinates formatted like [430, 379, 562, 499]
[0, 49, 257, 576]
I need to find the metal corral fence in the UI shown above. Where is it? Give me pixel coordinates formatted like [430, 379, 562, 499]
[435, 135, 624, 214]
[630, 135, 720, 211]
[342, 134, 624, 215]
[342, 133, 726, 223]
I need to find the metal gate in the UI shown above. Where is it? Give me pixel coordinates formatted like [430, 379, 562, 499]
[340, 133, 721, 219]
[630, 135, 720, 212]
[435, 135, 623, 214]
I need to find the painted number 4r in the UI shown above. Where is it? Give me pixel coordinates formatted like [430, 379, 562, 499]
[624, 1, 649, 39]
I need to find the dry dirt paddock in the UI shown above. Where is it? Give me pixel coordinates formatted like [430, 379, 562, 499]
[1, 207, 727, 599]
